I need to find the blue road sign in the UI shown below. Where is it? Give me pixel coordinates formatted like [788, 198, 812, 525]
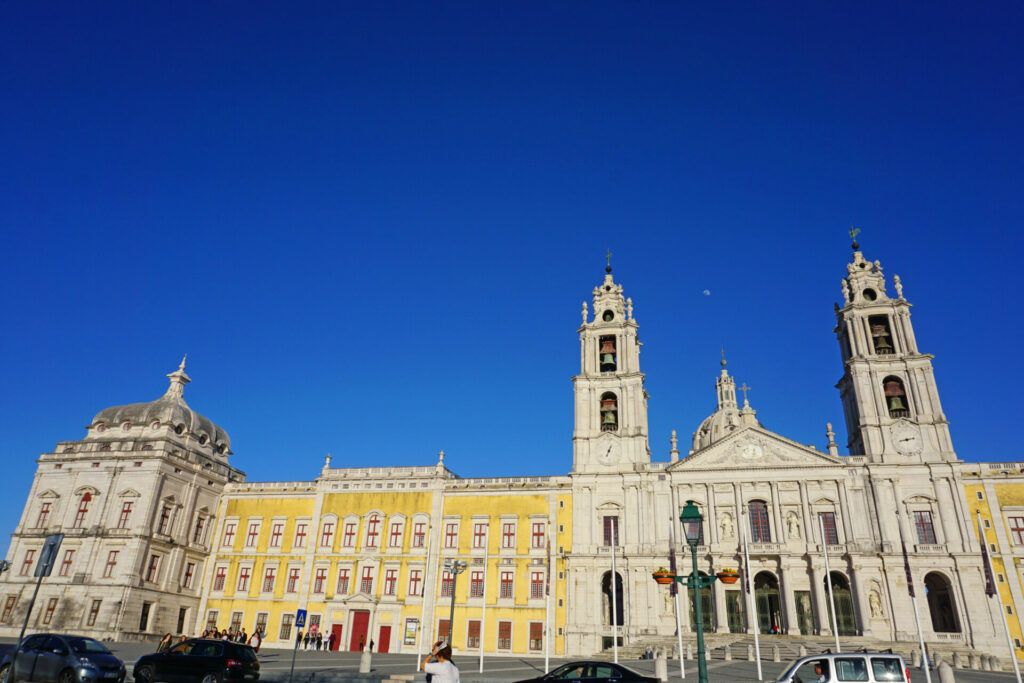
[34, 534, 64, 578]
[295, 609, 307, 628]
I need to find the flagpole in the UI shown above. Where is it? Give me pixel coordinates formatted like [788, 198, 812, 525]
[545, 519, 553, 674]
[479, 525, 489, 674]
[741, 516, 762, 681]
[818, 515, 841, 653]
[899, 518, 932, 683]
[668, 517, 686, 680]
[611, 517, 619, 664]
[978, 511, 1023, 683]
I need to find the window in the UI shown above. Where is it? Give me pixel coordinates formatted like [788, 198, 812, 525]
[366, 515, 381, 548]
[206, 610, 219, 632]
[498, 621, 512, 650]
[20, 550, 36, 577]
[470, 571, 484, 598]
[230, 612, 243, 632]
[42, 598, 58, 625]
[883, 376, 910, 418]
[473, 523, 487, 549]
[600, 392, 618, 432]
[389, 522, 403, 548]
[343, 522, 357, 548]
[313, 568, 327, 594]
[102, 550, 118, 578]
[502, 523, 516, 549]
[255, 613, 268, 636]
[530, 571, 545, 599]
[269, 523, 283, 548]
[467, 620, 481, 648]
[158, 506, 173, 535]
[320, 521, 335, 547]
[336, 568, 350, 594]
[86, 599, 101, 627]
[36, 502, 52, 528]
[182, 562, 196, 589]
[869, 315, 895, 355]
[529, 622, 544, 651]
[262, 567, 277, 593]
[914, 510, 938, 545]
[58, 549, 75, 577]
[1010, 517, 1024, 545]
[384, 569, 398, 596]
[213, 566, 227, 591]
[408, 569, 423, 597]
[441, 571, 454, 597]
[222, 522, 237, 547]
[603, 516, 619, 546]
[237, 567, 251, 592]
[2, 596, 17, 623]
[500, 571, 514, 599]
[835, 657, 870, 681]
[532, 522, 546, 548]
[438, 619, 451, 640]
[445, 523, 459, 549]
[246, 523, 260, 547]
[976, 491, 984, 500]
[294, 522, 308, 548]
[599, 335, 617, 372]
[412, 522, 426, 548]
[73, 493, 92, 528]
[360, 567, 374, 593]
[145, 555, 161, 582]
[279, 614, 294, 641]
[819, 512, 839, 545]
[286, 567, 301, 593]
[192, 516, 206, 543]
[869, 657, 903, 682]
[749, 501, 772, 543]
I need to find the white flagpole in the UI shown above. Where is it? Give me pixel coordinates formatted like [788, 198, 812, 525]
[611, 517, 619, 664]
[978, 511, 1023, 683]
[545, 520, 553, 674]
[819, 515, 841, 653]
[742, 516, 762, 681]
[898, 517, 932, 683]
[479, 525, 489, 674]
[416, 522, 437, 672]
[669, 517, 686, 680]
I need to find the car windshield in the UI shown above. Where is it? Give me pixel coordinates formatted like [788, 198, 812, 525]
[67, 638, 111, 655]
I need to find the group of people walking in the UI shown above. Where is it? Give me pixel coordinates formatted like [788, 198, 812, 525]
[294, 629, 335, 651]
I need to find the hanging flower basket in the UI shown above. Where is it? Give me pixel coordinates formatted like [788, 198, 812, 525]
[716, 568, 740, 585]
[652, 568, 676, 585]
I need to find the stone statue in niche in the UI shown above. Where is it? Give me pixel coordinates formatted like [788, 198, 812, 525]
[786, 512, 801, 539]
[840, 279, 851, 305]
[719, 513, 735, 539]
[869, 589, 885, 619]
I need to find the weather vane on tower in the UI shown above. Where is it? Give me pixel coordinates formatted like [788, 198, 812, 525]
[606, 248, 613, 274]
[849, 226, 861, 251]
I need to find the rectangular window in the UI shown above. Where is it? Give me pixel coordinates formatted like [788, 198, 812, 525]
[819, 512, 839, 545]
[36, 502, 51, 528]
[158, 506, 172, 535]
[269, 523, 283, 548]
[343, 522, 357, 548]
[441, 571, 453, 597]
[246, 523, 260, 547]
[86, 599, 101, 627]
[103, 550, 118, 578]
[470, 571, 484, 598]
[500, 571, 514, 599]
[384, 569, 398, 596]
[1010, 517, 1024, 546]
[279, 614, 294, 641]
[286, 567, 301, 593]
[914, 510, 938, 545]
[749, 502, 772, 543]
[230, 611, 243, 632]
[603, 516, 619, 546]
[117, 502, 134, 529]
[502, 523, 516, 549]
[412, 522, 426, 548]
[530, 571, 545, 599]
[438, 619, 451, 640]
[262, 567, 277, 593]
[390, 522, 403, 548]
[58, 549, 75, 577]
[222, 522, 237, 547]
[467, 619, 481, 648]
[2, 596, 17, 623]
[473, 523, 487, 549]
[42, 598, 58, 625]
[73, 497, 90, 528]
[237, 567, 251, 593]
[498, 621, 512, 650]
[139, 602, 152, 631]
[532, 522, 546, 548]
[145, 554, 161, 583]
[336, 568, 350, 594]
[313, 568, 327, 594]
[529, 622, 543, 651]
[20, 550, 35, 576]
[366, 516, 381, 548]
[360, 567, 374, 594]
[320, 521, 334, 547]
[445, 523, 459, 549]
[192, 516, 206, 543]
[294, 522, 308, 548]
[408, 569, 422, 597]
[255, 613, 268, 635]
[213, 566, 227, 591]
[182, 562, 196, 589]
[206, 610, 219, 632]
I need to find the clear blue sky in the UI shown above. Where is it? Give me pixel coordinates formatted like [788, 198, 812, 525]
[2, 3, 1022, 544]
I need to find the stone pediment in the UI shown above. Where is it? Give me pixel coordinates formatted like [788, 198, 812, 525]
[340, 591, 379, 605]
[667, 426, 843, 471]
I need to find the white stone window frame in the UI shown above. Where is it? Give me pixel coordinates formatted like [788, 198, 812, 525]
[336, 561, 355, 596]
[69, 485, 101, 529]
[235, 560, 256, 597]
[339, 514, 359, 549]
[470, 516, 490, 554]
[1004, 507, 1024, 547]
[267, 516, 287, 552]
[260, 561, 280, 597]
[903, 495, 943, 547]
[357, 561, 376, 595]
[156, 494, 181, 536]
[221, 516, 241, 550]
[212, 562, 230, 595]
[284, 562, 304, 595]
[180, 557, 201, 590]
[442, 516, 461, 553]
[596, 501, 623, 549]
[243, 517, 263, 549]
[386, 513, 407, 553]
[32, 490, 62, 531]
[742, 495, 774, 545]
[191, 506, 211, 546]
[311, 561, 331, 596]
[406, 562, 425, 600]
[380, 562, 401, 600]
[364, 510, 385, 551]
[528, 514, 548, 555]
[318, 514, 339, 551]
[292, 517, 312, 550]
[810, 498, 844, 546]
[410, 513, 430, 552]
[499, 515, 517, 553]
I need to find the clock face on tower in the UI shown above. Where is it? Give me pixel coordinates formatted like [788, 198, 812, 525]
[890, 422, 922, 455]
[598, 438, 620, 465]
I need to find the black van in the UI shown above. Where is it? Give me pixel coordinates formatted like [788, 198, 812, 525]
[133, 640, 258, 683]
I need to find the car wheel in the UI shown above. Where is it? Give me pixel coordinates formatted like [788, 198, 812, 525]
[134, 665, 155, 683]
[0, 663, 11, 683]
[58, 670, 75, 683]
[200, 674, 220, 683]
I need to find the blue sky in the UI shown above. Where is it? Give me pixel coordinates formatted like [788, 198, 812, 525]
[1, 2, 1022, 544]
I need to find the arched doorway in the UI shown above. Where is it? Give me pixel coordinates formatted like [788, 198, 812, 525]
[924, 572, 960, 633]
[601, 571, 624, 627]
[687, 571, 715, 632]
[824, 571, 858, 636]
[754, 571, 782, 634]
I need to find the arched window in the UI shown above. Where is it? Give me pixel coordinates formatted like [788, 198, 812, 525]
[869, 315, 895, 355]
[924, 572, 960, 633]
[600, 393, 618, 432]
[883, 376, 910, 418]
[599, 336, 617, 372]
[825, 571, 858, 635]
[748, 500, 771, 543]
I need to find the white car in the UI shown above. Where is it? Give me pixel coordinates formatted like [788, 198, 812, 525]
[776, 652, 910, 683]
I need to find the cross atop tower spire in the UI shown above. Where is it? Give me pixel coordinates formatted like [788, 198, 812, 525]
[164, 356, 192, 399]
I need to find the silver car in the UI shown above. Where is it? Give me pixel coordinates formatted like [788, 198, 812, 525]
[0, 634, 126, 683]
[776, 652, 909, 683]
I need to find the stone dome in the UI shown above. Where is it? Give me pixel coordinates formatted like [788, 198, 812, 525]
[690, 361, 759, 453]
[89, 359, 231, 455]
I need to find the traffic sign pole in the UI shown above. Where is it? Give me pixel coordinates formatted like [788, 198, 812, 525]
[288, 609, 307, 683]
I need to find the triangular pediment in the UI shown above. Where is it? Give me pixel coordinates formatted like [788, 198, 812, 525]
[667, 426, 844, 471]
[340, 591, 379, 605]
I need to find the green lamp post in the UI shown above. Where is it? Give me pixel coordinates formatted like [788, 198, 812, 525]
[680, 500, 716, 683]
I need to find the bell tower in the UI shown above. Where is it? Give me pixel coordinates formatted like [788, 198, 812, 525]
[572, 257, 650, 473]
[834, 232, 956, 463]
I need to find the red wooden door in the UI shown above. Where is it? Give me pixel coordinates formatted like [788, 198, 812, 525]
[330, 624, 343, 651]
[377, 625, 391, 654]
[349, 610, 370, 652]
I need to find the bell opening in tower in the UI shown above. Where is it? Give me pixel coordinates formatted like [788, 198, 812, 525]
[599, 335, 617, 372]
[869, 315, 895, 355]
[883, 376, 910, 418]
[600, 392, 618, 432]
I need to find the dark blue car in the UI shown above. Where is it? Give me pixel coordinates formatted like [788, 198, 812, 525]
[0, 634, 125, 683]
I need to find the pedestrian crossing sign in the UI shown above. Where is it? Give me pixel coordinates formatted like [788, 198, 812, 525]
[296, 609, 307, 628]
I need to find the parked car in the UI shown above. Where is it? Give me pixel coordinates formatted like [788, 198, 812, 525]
[133, 639, 259, 683]
[776, 651, 910, 683]
[514, 661, 659, 682]
[0, 633, 126, 683]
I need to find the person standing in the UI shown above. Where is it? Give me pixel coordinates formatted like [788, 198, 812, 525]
[326, 631, 335, 652]
[303, 631, 311, 650]
[249, 628, 263, 654]
[296, 629, 304, 649]
[316, 632, 323, 651]
[420, 640, 459, 682]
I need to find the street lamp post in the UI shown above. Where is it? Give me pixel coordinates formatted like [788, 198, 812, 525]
[443, 559, 468, 646]
[678, 501, 717, 683]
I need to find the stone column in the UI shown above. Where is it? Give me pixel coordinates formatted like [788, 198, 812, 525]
[713, 572, 729, 633]
[849, 564, 871, 637]
[778, 563, 799, 635]
[706, 483, 718, 545]
[769, 485, 783, 544]
[810, 564, 830, 635]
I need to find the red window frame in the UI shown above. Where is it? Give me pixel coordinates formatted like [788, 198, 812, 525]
[320, 521, 334, 547]
[603, 516, 619, 546]
[390, 522, 402, 548]
[145, 554, 161, 583]
[262, 567, 276, 593]
[36, 502, 51, 528]
[102, 550, 118, 578]
[182, 562, 195, 588]
[337, 568, 350, 594]
[532, 522, 546, 548]
[42, 598, 58, 625]
[412, 522, 426, 548]
[117, 502, 134, 529]
[58, 549, 74, 577]
[158, 506, 172, 535]
[470, 571, 484, 597]
[294, 522, 308, 548]
[1, 596, 16, 623]
[343, 522, 357, 548]
[441, 571, 453, 597]
[1011, 517, 1024, 545]
[269, 523, 283, 547]
[192, 516, 206, 543]
[530, 571, 545, 599]
[749, 501, 772, 543]
[529, 622, 544, 651]
[819, 512, 839, 545]
[73, 495, 91, 528]
[213, 566, 227, 591]
[502, 523, 516, 549]
[384, 569, 398, 596]
[445, 523, 458, 549]
[86, 599, 101, 627]
[360, 567, 374, 593]
[244, 523, 259, 547]
[313, 568, 327, 594]
[498, 621, 512, 649]
[914, 510, 938, 545]
[473, 523, 487, 548]
[408, 569, 422, 596]
[237, 567, 251, 592]
[222, 522, 237, 547]
[366, 515, 381, 548]
[20, 550, 35, 576]
[286, 567, 301, 593]
[499, 571, 514, 599]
